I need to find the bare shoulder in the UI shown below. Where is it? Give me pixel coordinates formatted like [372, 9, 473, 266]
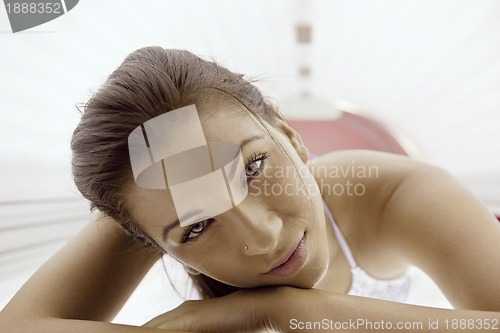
[307, 151, 426, 269]
[308, 149, 427, 179]
[310, 150, 500, 309]
[307, 150, 427, 227]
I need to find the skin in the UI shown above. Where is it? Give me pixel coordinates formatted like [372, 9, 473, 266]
[1, 100, 500, 333]
[127, 100, 329, 289]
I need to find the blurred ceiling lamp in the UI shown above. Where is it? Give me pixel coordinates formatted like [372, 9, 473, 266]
[295, 22, 313, 97]
[293, 0, 314, 98]
[295, 23, 312, 44]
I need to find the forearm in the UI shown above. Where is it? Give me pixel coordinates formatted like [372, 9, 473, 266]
[0, 213, 160, 325]
[0, 316, 194, 333]
[272, 288, 500, 333]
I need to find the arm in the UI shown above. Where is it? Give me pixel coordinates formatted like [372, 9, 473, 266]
[0, 212, 190, 333]
[378, 154, 500, 311]
[316, 151, 500, 311]
[299, 150, 500, 331]
[142, 285, 500, 333]
[314, 150, 500, 311]
[268, 286, 500, 333]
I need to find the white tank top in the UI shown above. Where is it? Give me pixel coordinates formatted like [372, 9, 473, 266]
[323, 201, 411, 303]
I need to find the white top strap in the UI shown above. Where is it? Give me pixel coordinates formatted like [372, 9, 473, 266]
[323, 201, 357, 268]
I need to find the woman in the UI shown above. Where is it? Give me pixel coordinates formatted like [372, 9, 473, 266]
[1, 46, 499, 333]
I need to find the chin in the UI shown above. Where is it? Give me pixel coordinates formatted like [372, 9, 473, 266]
[288, 258, 329, 289]
[305, 247, 330, 287]
[305, 264, 329, 288]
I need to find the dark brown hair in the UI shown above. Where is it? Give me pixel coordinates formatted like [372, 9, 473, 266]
[71, 46, 279, 299]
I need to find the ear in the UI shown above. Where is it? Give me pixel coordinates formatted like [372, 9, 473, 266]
[271, 111, 310, 164]
[184, 265, 201, 276]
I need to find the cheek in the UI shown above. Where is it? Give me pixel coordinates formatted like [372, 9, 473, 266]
[248, 159, 315, 198]
[164, 233, 233, 271]
[182, 252, 254, 288]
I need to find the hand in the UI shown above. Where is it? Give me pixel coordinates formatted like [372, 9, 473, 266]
[143, 287, 288, 332]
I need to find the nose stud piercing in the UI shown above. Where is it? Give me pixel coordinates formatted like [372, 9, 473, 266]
[244, 244, 249, 251]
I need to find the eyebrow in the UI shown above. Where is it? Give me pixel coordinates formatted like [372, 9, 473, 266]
[239, 134, 264, 151]
[162, 134, 265, 242]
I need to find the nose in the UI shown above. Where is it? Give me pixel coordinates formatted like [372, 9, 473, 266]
[226, 200, 283, 256]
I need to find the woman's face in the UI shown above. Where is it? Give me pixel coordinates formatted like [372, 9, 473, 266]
[127, 100, 330, 289]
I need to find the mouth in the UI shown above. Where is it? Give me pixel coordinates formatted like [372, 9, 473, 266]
[265, 233, 307, 277]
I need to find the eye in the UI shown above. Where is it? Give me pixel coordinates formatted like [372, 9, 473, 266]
[245, 153, 269, 177]
[181, 218, 214, 243]
[246, 160, 262, 177]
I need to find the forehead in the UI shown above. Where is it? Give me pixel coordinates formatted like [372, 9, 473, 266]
[197, 99, 266, 142]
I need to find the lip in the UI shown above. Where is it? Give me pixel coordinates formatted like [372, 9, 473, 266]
[265, 233, 307, 277]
